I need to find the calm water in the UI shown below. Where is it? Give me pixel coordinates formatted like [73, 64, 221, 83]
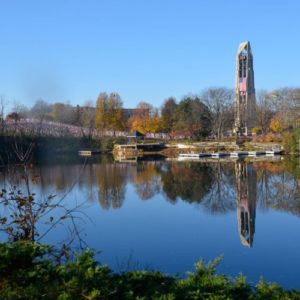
[1, 155, 300, 289]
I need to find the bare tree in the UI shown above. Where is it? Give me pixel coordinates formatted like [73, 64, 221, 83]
[201, 88, 234, 139]
[266, 87, 299, 130]
[290, 88, 300, 128]
[81, 100, 96, 139]
[11, 101, 29, 118]
[256, 90, 274, 133]
[0, 159, 89, 251]
[29, 99, 52, 122]
[0, 95, 8, 136]
[95, 92, 108, 134]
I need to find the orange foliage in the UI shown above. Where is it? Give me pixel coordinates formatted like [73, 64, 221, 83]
[251, 132, 282, 143]
[128, 115, 163, 134]
[128, 115, 148, 134]
[147, 116, 163, 133]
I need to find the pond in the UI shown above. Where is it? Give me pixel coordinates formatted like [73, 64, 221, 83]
[1, 155, 300, 289]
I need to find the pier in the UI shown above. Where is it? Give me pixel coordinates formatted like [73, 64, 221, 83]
[78, 150, 102, 156]
[178, 150, 282, 160]
[113, 143, 165, 156]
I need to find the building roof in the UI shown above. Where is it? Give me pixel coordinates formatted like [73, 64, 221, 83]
[127, 130, 145, 138]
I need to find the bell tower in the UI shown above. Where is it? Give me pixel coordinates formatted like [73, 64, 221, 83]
[234, 41, 256, 135]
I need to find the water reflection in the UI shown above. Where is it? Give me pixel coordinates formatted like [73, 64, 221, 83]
[1, 156, 300, 248]
[235, 161, 256, 247]
[161, 162, 213, 204]
[3, 155, 300, 288]
[97, 163, 126, 209]
[201, 162, 236, 213]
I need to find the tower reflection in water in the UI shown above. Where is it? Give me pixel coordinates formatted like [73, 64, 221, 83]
[235, 161, 257, 247]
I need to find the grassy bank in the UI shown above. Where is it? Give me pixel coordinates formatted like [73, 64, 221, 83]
[0, 241, 299, 300]
[0, 136, 127, 163]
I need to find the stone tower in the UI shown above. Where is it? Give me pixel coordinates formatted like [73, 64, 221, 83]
[234, 41, 256, 135]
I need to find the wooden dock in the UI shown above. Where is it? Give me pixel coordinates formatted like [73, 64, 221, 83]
[266, 150, 282, 156]
[248, 151, 266, 156]
[175, 155, 283, 163]
[230, 151, 248, 157]
[113, 143, 165, 157]
[78, 150, 101, 156]
[179, 150, 282, 160]
[178, 153, 211, 158]
[211, 152, 229, 158]
[114, 143, 165, 151]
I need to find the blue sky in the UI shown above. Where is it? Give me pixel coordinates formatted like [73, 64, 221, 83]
[0, 0, 299, 109]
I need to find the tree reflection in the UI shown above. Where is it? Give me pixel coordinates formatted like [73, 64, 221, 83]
[96, 163, 127, 209]
[161, 162, 213, 204]
[132, 162, 161, 200]
[254, 160, 300, 216]
[3, 156, 300, 250]
[201, 162, 236, 214]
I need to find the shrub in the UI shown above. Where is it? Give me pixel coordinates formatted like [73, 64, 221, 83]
[282, 129, 300, 153]
[251, 127, 262, 135]
[0, 241, 300, 299]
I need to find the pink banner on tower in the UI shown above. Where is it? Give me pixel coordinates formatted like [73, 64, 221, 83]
[239, 78, 247, 92]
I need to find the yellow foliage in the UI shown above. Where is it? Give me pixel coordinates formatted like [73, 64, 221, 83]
[129, 116, 147, 134]
[251, 127, 262, 135]
[269, 116, 283, 133]
[128, 116, 163, 134]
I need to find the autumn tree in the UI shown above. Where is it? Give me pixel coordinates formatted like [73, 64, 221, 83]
[127, 102, 150, 134]
[133, 163, 161, 200]
[201, 88, 234, 139]
[95, 92, 108, 133]
[95, 92, 124, 134]
[269, 114, 285, 133]
[106, 92, 125, 133]
[128, 101, 162, 134]
[266, 88, 300, 130]
[96, 163, 126, 209]
[50, 102, 75, 124]
[147, 113, 162, 133]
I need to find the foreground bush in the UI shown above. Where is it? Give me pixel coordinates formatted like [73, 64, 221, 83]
[0, 241, 300, 300]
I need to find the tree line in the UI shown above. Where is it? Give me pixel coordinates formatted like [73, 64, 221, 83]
[1, 86, 300, 139]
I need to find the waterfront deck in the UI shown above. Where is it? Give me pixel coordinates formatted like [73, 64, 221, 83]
[179, 150, 282, 160]
[115, 143, 165, 151]
[78, 150, 102, 156]
[230, 151, 249, 157]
